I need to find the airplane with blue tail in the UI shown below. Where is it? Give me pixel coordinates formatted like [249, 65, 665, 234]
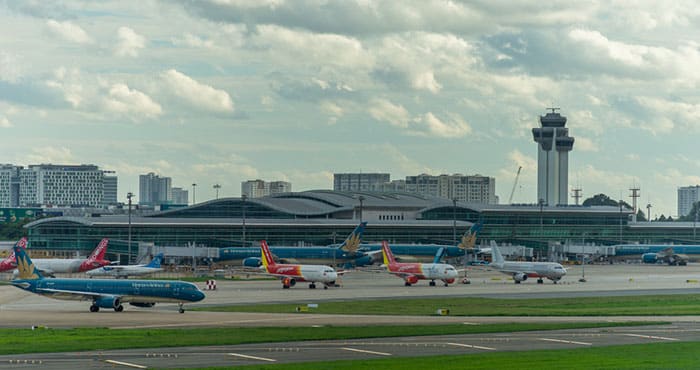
[10, 244, 205, 313]
[217, 222, 371, 267]
[86, 253, 165, 278]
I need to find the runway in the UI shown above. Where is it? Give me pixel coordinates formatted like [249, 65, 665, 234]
[1, 263, 700, 368]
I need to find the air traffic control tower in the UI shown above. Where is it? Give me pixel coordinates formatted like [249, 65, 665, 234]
[532, 109, 575, 206]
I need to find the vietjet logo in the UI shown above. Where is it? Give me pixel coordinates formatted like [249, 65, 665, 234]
[275, 266, 297, 274]
[398, 265, 418, 272]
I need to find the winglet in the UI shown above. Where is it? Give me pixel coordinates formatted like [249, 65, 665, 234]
[339, 222, 367, 254]
[12, 242, 42, 280]
[490, 243, 505, 265]
[260, 240, 276, 270]
[381, 241, 396, 265]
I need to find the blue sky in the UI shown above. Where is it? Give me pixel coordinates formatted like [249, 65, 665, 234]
[1, 1, 699, 217]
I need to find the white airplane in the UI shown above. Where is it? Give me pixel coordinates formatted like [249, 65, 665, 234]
[259, 240, 338, 289]
[86, 253, 164, 279]
[7, 238, 111, 277]
[490, 244, 567, 284]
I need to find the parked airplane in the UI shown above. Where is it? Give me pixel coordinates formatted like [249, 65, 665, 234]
[490, 244, 566, 284]
[2, 238, 112, 277]
[259, 240, 338, 289]
[380, 241, 458, 286]
[86, 253, 164, 278]
[10, 244, 205, 313]
[216, 222, 369, 267]
[642, 247, 689, 265]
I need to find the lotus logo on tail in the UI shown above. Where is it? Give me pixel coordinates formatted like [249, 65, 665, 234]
[342, 233, 361, 254]
[16, 253, 39, 280]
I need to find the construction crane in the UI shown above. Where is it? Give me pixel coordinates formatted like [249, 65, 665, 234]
[508, 166, 522, 204]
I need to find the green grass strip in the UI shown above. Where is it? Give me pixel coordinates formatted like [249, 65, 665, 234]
[219, 341, 700, 370]
[0, 322, 658, 355]
[197, 294, 700, 316]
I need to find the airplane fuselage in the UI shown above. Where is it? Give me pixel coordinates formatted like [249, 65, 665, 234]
[263, 264, 338, 284]
[86, 266, 163, 278]
[492, 261, 567, 282]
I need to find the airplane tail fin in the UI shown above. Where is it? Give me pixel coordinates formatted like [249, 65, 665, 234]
[339, 222, 367, 254]
[146, 253, 163, 268]
[458, 223, 482, 250]
[12, 241, 43, 280]
[490, 241, 505, 265]
[4, 237, 27, 265]
[260, 240, 276, 269]
[381, 241, 396, 265]
[433, 247, 446, 264]
[88, 238, 109, 261]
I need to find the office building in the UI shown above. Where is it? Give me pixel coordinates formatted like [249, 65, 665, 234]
[678, 185, 700, 217]
[242, 180, 292, 198]
[139, 173, 172, 206]
[405, 174, 497, 203]
[172, 187, 188, 205]
[333, 173, 390, 191]
[20, 164, 106, 207]
[0, 164, 21, 207]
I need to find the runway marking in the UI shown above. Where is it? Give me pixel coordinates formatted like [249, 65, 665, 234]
[341, 347, 392, 356]
[104, 360, 148, 369]
[447, 342, 496, 350]
[538, 338, 592, 346]
[228, 353, 277, 362]
[623, 334, 679, 341]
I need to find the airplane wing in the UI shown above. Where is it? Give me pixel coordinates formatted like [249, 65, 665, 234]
[35, 287, 108, 301]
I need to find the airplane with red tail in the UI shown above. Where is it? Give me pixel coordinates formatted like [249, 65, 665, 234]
[1, 238, 111, 277]
[260, 240, 338, 289]
[381, 241, 458, 286]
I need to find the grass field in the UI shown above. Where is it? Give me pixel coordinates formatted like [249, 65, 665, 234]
[211, 341, 700, 370]
[0, 322, 658, 355]
[197, 294, 700, 316]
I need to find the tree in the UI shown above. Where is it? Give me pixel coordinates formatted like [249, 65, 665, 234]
[582, 193, 632, 208]
[636, 209, 646, 222]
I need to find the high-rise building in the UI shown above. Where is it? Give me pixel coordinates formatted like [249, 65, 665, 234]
[678, 185, 700, 217]
[333, 173, 390, 191]
[242, 180, 292, 198]
[0, 164, 22, 207]
[172, 187, 189, 205]
[102, 171, 118, 206]
[20, 164, 106, 207]
[139, 173, 172, 206]
[532, 109, 575, 205]
[405, 174, 497, 203]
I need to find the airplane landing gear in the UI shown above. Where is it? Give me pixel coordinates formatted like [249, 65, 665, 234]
[114, 305, 124, 312]
[404, 281, 412, 286]
[537, 278, 544, 284]
[429, 281, 436, 287]
[178, 303, 185, 314]
[90, 304, 99, 312]
[309, 283, 316, 289]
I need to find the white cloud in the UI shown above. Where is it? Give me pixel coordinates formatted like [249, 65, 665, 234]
[45, 67, 83, 108]
[103, 83, 162, 119]
[115, 27, 146, 57]
[162, 69, 234, 113]
[369, 99, 410, 128]
[0, 116, 11, 128]
[412, 70, 441, 94]
[575, 136, 598, 152]
[319, 100, 344, 124]
[46, 20, 92, 44]
[27, 147, 74, 164]
[171, 33, 216, 49]
[418, 112, 472, 138]
[0, 52, 23, 83]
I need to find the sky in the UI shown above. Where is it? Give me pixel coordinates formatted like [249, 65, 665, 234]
[1, 1, 699, 218]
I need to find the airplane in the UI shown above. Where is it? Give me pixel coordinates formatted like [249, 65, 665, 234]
[9, 243, 205, 313]
[217, 222, 370, 267]
[380, 240, 458, 287]
[86, 253, 164, 278]
[642, 247, 689, 266]
[1, 238, 112, 277]
[259, 240, 338, 289]
[489, 244, 567, 284]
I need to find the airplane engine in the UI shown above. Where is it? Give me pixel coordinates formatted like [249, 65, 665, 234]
[513, 273, 528, 282]
[95, 296, 121, 309]
[641, 253, 658, 264]
[443, 278, 455, 284]
[405, 275, 419, 284]
[242, 257, 262, 268]
[282, 277, 296, 288]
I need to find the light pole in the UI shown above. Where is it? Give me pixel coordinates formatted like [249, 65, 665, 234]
[127, 192, 133, 264]
[646, 203, 652, 223]
[192, 183, 197, 204]
[694, 202, 698, 242]
[538, 198, 544, 246]
[358, 196, 365, 223]
[241, 194, 247, 246]
[452, 198, 457, 246]
[619, 200, 624, 244]
[213, 184, 221, 199]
